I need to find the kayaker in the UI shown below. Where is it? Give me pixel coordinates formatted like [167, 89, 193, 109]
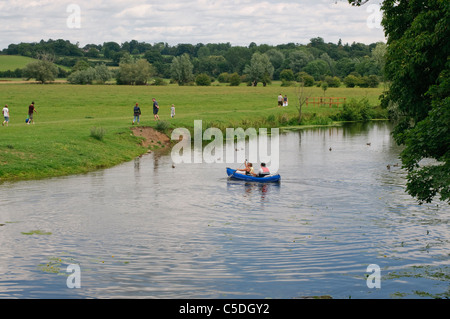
[237, 161, 257, 177]
[258, 163, 270, 177]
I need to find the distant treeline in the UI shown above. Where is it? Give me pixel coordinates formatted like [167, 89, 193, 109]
[1, 38, 386, 84]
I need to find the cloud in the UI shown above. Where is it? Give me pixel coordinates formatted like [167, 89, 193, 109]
[0, 0, 385, 50]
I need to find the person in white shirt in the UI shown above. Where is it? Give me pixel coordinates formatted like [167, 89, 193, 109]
[2, 104, 9, 126]
[278, 94, 283, 107]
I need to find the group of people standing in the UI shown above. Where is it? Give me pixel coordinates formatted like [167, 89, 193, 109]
[2, 102, 37, 127]
[277, 93, 289, 107]
[132, 98, 176, 125]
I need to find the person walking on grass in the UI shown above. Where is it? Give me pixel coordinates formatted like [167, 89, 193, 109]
[2, 104, 9, 126]
[170, 104, 175, 118]
[283, 95, 288, 107]
[133, 103, 141, 125]
[27, 102, 37, 124]
[152, 98, 160, 121]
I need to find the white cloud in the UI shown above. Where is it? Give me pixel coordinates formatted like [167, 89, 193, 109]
[0, 0, 385, 50]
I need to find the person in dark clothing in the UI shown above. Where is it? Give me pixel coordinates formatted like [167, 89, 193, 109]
[133, 103, 141, 125]
[152, 98, 160, 121]
[27, 102, 37, 124]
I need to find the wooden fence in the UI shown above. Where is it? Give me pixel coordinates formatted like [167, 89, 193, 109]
[305, 97, 346, 108]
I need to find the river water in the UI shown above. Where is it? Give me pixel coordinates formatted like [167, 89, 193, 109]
[0, 121, 448, 299]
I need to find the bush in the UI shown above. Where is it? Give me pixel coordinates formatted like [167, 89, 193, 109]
[217, 72, 230, 83]
[358, 76, 370, 88]
[68, 68, 97, 84]
[338, 98, 374, 121]
[155, 120, 171, 133]
[195, 73, 211, 86]
[68, 65, 111, 84]
[296, 72, 314, 87]
[229, 72, 241, 86]
[90, 127, 106, 141]
[266, 114, 276, 123]
[367, 75, 380, 88]
[281, 80, 295, 87]
[300, 113, 333, 126]
[343, 75, 359, 88]
[324, 76, 341, 87]
[152, 78, 167, 86]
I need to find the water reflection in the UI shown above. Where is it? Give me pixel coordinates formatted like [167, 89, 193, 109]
[226, 180, 281, 202]
[0, 121, 448, 299]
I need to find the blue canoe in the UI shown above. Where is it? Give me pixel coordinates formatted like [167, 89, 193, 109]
[226, 168, 281, 183]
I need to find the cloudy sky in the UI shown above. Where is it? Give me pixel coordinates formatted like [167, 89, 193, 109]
[0, 0, 385, 50]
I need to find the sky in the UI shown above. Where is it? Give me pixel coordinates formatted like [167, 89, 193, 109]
[0, 0, 385, 50]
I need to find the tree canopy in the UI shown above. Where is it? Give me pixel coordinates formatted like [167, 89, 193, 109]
[349, 0, 449, 203]
[2, 37, 384, 84]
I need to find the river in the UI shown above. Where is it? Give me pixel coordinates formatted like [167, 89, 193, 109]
[0, 121, 448, 299]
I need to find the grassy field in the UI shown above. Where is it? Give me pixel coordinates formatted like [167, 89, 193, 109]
[0, 55, 38, 71]
[0, 82, 385, 181]
[0, 55, 71, 72]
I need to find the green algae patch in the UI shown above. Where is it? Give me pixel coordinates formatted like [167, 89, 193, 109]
[21, 230, 52, 235]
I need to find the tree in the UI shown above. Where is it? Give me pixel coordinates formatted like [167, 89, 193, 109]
[23, 54, 58, 83]
[303, 59, 330, 80]
[371, 42, 387, 78]
[102, 41, 121, 59]
[170, 53, 194, 85]
[289, 50, 314, 73]
[117, 58, 153, 85]
[197, 55, 227, 77]
[265, 49, 285, 71]
[348, 0, 450, 204]
[94, 64, 112, 84]
[224, 46, 251, 74]
[243, 52, 274, 86]
[279, 69, 295, 82]
[335, 57, 357, 78]
[294, 82, 310, 123]
[321, 82, 328, 96]
[72, 59, 90, 72]
[398, 69, 449, 203]
[296, 72, 314, 87]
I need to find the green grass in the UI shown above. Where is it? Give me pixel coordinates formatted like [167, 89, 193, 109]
[0, 55, 71, 72]
[0, 83, 385, 181]
[0, 55, 38, 71]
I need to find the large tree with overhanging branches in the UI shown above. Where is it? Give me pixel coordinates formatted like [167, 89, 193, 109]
[348, 0, 449, 204]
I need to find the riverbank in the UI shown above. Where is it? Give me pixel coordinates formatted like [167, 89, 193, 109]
[0, 83, 386, 182]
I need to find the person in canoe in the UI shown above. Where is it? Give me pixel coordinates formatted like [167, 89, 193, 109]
[236, 161, 257, 177]
[257, 162, 270, 177]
